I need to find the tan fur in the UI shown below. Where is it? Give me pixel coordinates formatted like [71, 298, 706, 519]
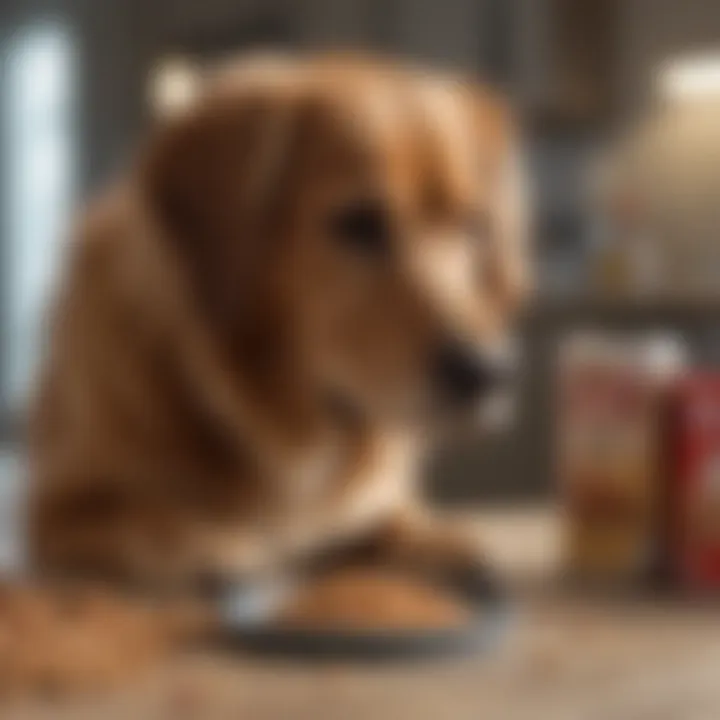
[29, 55, 529, 591]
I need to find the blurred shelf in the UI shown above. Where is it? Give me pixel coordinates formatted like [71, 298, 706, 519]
[527, 295, 720, 325]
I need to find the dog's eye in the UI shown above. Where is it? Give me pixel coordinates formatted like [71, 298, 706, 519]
[330, 200, 391, 255]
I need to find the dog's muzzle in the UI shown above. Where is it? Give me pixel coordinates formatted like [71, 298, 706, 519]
[432, 336, 519, 429]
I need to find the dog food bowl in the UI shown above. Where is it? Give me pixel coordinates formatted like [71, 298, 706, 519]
[217, 567, 511, 660]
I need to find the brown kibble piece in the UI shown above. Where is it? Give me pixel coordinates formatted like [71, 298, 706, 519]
[0, 582, 199, 699]
[277, 568, 473, 631]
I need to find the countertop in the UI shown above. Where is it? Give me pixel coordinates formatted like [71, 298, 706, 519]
[4, 507, 720, 720]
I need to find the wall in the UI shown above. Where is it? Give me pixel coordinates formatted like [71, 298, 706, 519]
[619, 0, 720, 118]
[71, 0, 157, 191]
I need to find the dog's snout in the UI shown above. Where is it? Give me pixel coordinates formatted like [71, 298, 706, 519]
[433, 342, 511, 406]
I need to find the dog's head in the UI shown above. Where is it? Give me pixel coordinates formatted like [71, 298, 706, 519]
[144, 56, 530, 431]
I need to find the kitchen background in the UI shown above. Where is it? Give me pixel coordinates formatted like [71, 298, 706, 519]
[0, 0, 719, 508]
[1, 1, 720, 715]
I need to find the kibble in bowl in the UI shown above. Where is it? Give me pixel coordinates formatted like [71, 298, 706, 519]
[277, 568, 473, 631]
[222, 565, 506, 659]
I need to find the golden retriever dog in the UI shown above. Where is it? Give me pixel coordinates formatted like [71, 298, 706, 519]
[28, 54, 529, 596]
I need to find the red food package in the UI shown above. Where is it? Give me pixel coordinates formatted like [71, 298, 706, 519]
[670, 375, 720, 591]
[559, 333, 685, 586]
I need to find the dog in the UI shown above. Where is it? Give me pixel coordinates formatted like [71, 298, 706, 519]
[28, 54, 529, 596]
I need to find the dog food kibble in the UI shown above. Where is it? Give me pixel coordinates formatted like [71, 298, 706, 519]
[0, 583, 209, 698]
[277, 569, 472, 631]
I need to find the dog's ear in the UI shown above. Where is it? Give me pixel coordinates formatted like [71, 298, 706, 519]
[474, 94, 531, 310]
[141, 88, 304, 331]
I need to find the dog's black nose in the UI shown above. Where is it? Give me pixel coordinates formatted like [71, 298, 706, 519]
[433, 342, 509, 406]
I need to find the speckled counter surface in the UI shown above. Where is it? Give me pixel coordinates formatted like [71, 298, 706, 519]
[5, 509, 720, 720]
